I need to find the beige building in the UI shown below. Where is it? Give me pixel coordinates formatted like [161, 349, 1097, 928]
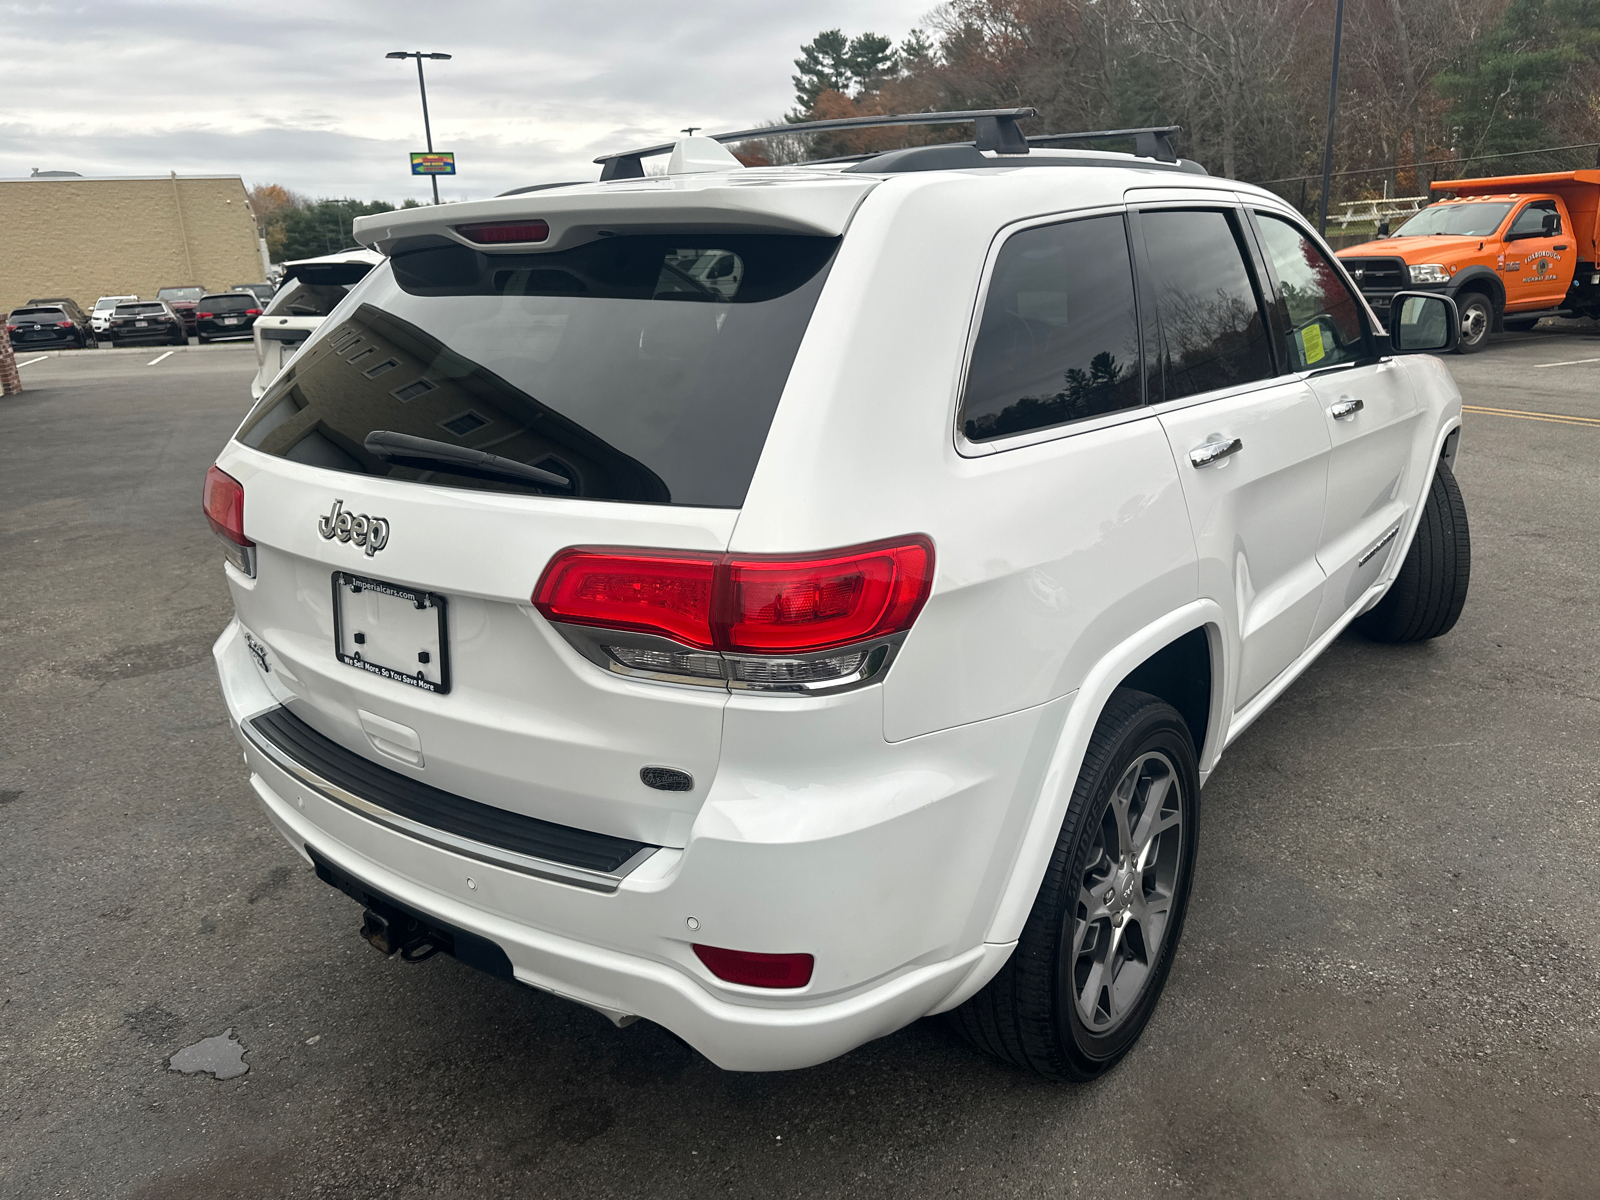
[0, 173, 268, 315]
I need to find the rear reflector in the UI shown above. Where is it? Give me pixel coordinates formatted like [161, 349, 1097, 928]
[457, 220, 551, 244]
[693, 944, 814, 989]
[203, 466, 251, 546]
[533, 536, 933, 656]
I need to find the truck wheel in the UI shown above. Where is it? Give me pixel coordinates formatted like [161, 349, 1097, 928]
[1502, 316, 1539, 333]
[1454, 294, 1493, 353]
[951, 689, 1199, 1081]
[1354, 460, 1470, 643]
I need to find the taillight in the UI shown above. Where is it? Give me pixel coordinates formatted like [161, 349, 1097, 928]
[693, 944, 814, 989]
[457, 220, 550, 244]
[5, 324, 16, 332]
[56, 320, 73, 328]
[245, 308, 261, 316]
[533, 537, 933, 692]
[719, 540, 933, 653]
[534, 550, 716, 648]
[202, 465, 255, 576]
[195, 311, 214, 319]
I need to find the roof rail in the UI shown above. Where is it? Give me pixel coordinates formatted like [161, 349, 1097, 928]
[592, 108, 1038, 180]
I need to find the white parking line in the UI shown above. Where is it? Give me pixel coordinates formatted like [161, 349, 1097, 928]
[147, 351, 175, 366]
[15, 356, 47, 368]
[1534, 356, 1600, 368]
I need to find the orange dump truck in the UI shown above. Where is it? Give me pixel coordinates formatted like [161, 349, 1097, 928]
[1336, 170, 1600, 351]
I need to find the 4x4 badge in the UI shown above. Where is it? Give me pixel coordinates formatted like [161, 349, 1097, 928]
[318, 499, 389, 556]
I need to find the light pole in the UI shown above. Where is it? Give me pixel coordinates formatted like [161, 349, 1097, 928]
[386, 50, 452, 204]
[1316, 0, 1346, 235]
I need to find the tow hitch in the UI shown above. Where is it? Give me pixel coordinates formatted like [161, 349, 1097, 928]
[307, 847, 515, 980]
[360, 904, 444, 963]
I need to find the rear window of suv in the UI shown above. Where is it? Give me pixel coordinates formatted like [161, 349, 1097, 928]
[236, 233, 839, 507]
[202, 294, 256, 312]
[116, 303, 167, 316]
[9, 308, 67, 320]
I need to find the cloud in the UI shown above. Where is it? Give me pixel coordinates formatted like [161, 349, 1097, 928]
[1, 0, 933, 200]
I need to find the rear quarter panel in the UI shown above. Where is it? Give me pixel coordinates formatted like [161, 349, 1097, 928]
[732, 172, 1197, 741]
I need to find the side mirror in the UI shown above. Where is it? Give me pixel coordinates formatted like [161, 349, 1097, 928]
[1542, 212, 1560, 237]
[1387, 291, 1459, 354]
[1377, 218, 1391, 237]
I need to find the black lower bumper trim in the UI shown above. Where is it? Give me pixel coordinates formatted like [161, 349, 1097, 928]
[250, 706, 650, 875]
[309, 847, 514, 980]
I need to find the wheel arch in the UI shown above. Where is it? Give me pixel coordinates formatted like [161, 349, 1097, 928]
[978, 600, 1226, 951]
[1450, 268, 1505, 312]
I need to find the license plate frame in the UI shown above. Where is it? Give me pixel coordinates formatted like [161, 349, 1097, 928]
[331, 572, 451, 694]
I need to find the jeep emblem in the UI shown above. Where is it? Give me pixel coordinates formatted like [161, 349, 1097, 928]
[318, 499, 389, 556]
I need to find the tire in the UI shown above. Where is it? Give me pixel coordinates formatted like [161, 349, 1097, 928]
[1502, 316, 1539, 333]
[172, 329, 187, 346]
[1454, 293, 1493, 353]
[951, 689, 1200, 1081]
[1354, 459, 1470, 643]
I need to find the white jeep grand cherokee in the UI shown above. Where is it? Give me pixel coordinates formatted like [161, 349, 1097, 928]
[206, 111, 1469, 1080]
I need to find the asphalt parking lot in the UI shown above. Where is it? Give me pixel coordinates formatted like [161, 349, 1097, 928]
[2, 329, 1597, 1199]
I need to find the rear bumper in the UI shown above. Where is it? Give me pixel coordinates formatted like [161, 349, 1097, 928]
[214, 617, 1051, 1070]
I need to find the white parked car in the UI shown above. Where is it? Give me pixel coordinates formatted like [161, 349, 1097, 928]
[206, 112, 1469, 1079]
[250, 248, 382, 399]
[91, 294, 139, 336]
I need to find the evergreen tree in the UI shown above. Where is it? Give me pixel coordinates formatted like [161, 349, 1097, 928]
[793, 29, 854, 114]
[791, 29, 901, 115]
[277, 199, 396, 261]
[1438, 0, 1600, 166]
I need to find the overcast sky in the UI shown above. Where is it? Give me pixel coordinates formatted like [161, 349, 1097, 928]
[1, 0, 933, 203]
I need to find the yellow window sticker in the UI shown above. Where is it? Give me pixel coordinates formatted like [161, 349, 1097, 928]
[1301, 324, 1326, 364]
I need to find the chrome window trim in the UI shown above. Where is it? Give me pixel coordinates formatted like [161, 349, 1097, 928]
[240, 711, 656, 893]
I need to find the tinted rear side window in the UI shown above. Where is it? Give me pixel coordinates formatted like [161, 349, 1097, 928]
[1138, 209, 1275, 401]
[960, 214, 1142, 442]
[237, 234, 838, 507]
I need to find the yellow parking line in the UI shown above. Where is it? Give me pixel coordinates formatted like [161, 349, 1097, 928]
[1463, 404, 1600, 427]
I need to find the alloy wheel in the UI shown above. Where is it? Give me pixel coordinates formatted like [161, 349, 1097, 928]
[1070, 751, 1186, 1033]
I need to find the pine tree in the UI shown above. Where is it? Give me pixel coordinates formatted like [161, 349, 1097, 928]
[1437, 0, 1600, 166]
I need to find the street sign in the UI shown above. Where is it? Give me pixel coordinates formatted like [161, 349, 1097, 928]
[410, 152, 456, 176]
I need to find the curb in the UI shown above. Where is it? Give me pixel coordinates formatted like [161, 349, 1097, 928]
[12, 342, 256, 362]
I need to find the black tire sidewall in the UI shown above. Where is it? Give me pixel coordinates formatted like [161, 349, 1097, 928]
[1054, 699, 1200, 1075]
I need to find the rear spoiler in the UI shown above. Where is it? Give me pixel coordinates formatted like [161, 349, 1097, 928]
[281, 262, 375, 287]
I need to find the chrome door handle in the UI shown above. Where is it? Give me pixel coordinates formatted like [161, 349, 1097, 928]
[1189, 437, 1243, 468]
[1330, 397, 1364, 420]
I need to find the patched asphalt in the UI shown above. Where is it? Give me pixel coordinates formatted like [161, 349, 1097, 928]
[1, 329, 1596, 1198]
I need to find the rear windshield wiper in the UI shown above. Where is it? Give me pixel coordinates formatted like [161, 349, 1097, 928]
[363, 430, 570, 488]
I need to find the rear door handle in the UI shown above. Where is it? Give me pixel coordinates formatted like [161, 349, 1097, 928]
[1189, 437, 1243, 468]
[1330, 397, 1364, 420]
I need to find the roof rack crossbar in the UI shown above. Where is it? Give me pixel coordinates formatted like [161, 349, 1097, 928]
[1026, 126, 1182, 164]
[594, 108, 1038, 180]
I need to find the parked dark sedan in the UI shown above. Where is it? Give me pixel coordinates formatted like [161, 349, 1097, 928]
[194, 292, 263, 343]
[7, 304, 94, 350]
[105, 301, 187, 347]
[155, 285, 206, 334]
